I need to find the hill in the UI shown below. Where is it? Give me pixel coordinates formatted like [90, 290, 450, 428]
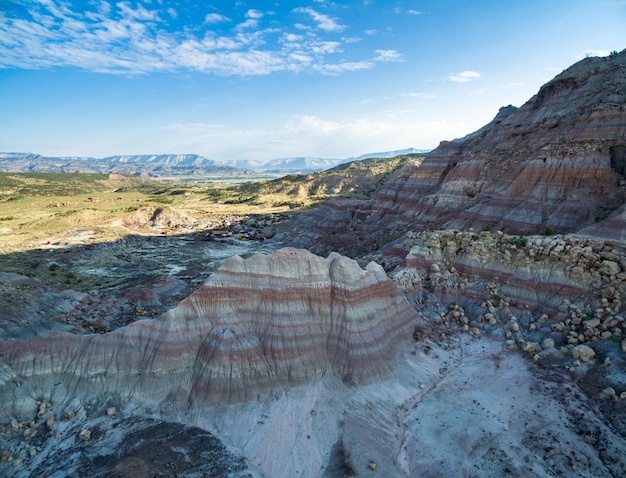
[282, 49, 626, 256]
[210, 153, 424, 209]
[230, 148, 427, 173]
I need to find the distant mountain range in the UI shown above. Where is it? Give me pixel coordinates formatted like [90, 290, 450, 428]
[0, 153, 238, 177]
[0, 148, 430, 177]
[230, 148, 429, 173]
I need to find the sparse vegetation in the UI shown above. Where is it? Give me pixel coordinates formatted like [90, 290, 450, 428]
[0, 155, 424, 254]
[509, 236, 528, 248]
[211, 154, 424, 209]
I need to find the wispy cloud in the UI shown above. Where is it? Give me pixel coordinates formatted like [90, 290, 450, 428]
[246, 9, 264, 20]
[316, 60, 372, 74]
[395, 8, 423, 15]
[373, 49, 402, 62]
[205, 13, 230, 24]
[404, 92, 437, 99]
[293, 7, 346, 32]
[448, 70, 481, 83]
[235, 18, 259, 30]
[0, 1, 385, 76]
[280, 114, 451, 155]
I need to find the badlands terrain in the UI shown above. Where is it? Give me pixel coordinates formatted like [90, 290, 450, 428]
[1, 50, 626, 477]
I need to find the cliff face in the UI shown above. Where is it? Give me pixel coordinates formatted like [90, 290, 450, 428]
[401, 230, 625, 314]
[283, 50, 626, 256]
[0, 248, 417, 414]
[374, 50, 626, 235]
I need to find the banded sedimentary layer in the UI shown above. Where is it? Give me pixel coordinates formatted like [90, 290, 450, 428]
[0, 248, 416, 415]
[399, 229, 626, 330]
[283, 49, 626, 256]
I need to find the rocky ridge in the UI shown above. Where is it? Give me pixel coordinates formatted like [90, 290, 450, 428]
[397, 229, 626, 350]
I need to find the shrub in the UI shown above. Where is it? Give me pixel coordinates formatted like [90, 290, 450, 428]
[482, 223, 493, 232]
[509, 236, 528, 248]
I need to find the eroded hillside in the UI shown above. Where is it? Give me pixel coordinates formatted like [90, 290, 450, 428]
[282, 49, 626, 257]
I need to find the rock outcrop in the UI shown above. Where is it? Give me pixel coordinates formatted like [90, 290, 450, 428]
[283, 50, 626, 256]
[0, 248, 417, 415]
[395, 229, 626, 359]
[401, 229, 626, 312]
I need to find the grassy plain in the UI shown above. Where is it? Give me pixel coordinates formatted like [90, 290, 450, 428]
[0, 154, 423, 255]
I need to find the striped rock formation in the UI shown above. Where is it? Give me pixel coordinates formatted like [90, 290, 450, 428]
[282, 49, 626, 256]
[402, 229, 626, 313]
[0, 248, 416, 414]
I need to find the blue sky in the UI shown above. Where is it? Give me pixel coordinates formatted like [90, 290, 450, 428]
[1, 1, 625, 163]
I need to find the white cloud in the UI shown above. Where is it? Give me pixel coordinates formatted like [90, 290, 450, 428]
[293, 7, 346, 32]
[276, 114, 452, 157]
[235, 18, 259, 30]
[448, 70, 481, 83]
[316, 60, 372, 74]
[311, 41, 341, 54]
[0, 1, 398, 77]
[204, 13, 230, 24]
[281, 33, 303, 43]
[246, 9, 264, 19]
[407, 10, 424, 15]
[163, 123, 226, 132]
[141, 114, 467, 162]
[373, 49, 402, 62]
[116, 2, 158, 21]
[404, 92, 437, 99]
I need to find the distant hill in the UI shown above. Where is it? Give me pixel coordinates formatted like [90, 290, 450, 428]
[230, 148, 429, 173]
[0, 153, 241, 177]
[221, 153, 426, 210]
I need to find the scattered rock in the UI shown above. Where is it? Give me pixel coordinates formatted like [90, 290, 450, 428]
[602, 387, 617, 399]
[571, 344, 596, 363]
[62, 409, 74, 421]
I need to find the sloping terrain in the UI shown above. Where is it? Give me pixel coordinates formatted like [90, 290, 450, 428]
[216, 154, 423, 209]
[282, 49, 626, 257]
